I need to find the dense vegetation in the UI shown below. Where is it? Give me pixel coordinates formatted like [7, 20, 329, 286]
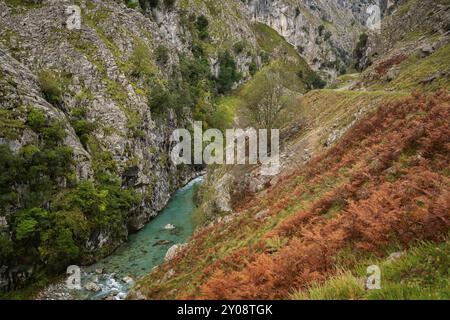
[0, 108, 140, 291]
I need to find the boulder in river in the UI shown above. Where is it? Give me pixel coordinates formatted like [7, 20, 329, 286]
[154, 240, 173, 246]
[84, 282, 101, 292]
[164, 224, 176, 230]
[122, 276, 134, 285]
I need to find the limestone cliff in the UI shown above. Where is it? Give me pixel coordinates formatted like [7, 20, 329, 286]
[243, 0, 369, 79]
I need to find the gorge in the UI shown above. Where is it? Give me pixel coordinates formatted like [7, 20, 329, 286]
[0, 0, 449, 300]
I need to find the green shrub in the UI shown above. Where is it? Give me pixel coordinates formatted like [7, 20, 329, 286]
[38, 70, 62, 105]
[125, 0, 139, 9]
[148, 83, 173, 114]
[12, 206, 86, 272]
[71, 178, 140, 240]
[130, 40, 154, 77]
[180, 55, 211, 85]
[163, 0, 176, 8]
[155, 45, 169, 65]
[196, 15, 209, 40]
[0, 145, 21, 208]
[303, 71, 326, 90]
[72, 119, 94, 148]
[353, 32, 368, 70]
[27, 109, 46, 131]
[233, 41, 246, 55]
[0, 231, 13, 265]
[249, 61, 257, 76]
[14, 208, 49, 242]
[42, 121, 66, 147]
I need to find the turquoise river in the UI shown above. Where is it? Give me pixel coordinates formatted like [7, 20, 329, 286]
[44, 176, 203, 300]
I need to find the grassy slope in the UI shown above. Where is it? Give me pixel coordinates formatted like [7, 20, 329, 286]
[132, 88, 449, 300]
[292, 240, 449, 300]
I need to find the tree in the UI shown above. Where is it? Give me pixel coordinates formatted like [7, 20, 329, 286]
[243, 71, 287, 130]
[130, 41, 154, 77]
[353, 32, 369, 71]
[196, 15, 209, 40]
[216, 51, 241, 94]
[155, 45, 169, 65]
[38, 70, 62, 106]
[139, 0, 159, 10]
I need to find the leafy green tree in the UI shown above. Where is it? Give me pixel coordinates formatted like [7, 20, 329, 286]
[216, 51, 241, 94]
[196, 15, 209, 40]
[0, 145, 21, 208]
[155, 45, 170, 65]
[130, 41, 154, 77]
[14, 208, 49, 242]
[353, 32, 369, 70]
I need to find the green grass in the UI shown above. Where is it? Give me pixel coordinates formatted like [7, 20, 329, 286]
[390, 44, 450, 91]
[395, 0, 418, 17]
[292, 271, 366, 300]
[329, 73, 360, 89]
[252, 22, 299, 60]
[292, 240, 450, 300]
[4, 0, 43, 13]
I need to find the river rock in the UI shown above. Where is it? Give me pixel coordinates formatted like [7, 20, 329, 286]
[116, 292, 127, 300]
[84, 282, 101, 292]
[154, 240, 173, 246]
[164, 224, 176, 230]
[95, 268, 104, 275]
[122, 276, 134, 285]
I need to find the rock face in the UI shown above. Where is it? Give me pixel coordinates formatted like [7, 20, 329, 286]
[0, 0, 194, 233]
[243, 0, 374, 79]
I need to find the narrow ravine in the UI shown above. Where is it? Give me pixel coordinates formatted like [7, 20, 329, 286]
[38, 177, 203, 300]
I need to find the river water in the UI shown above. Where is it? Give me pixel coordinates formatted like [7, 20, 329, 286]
[41, 176, 203, 300]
